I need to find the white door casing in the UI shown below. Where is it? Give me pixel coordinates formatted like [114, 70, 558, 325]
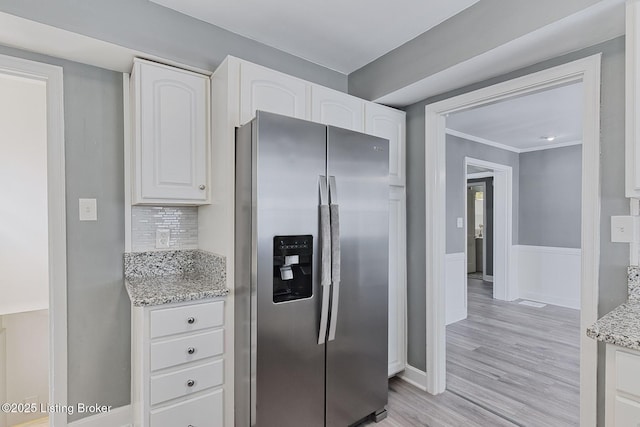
[0, 53, 67, 426]
[424, 55, 601, 427]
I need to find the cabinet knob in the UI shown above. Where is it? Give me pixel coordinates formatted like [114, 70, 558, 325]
[199, 184, 206, 190]
[187, 347, 196, 355]
[187, 317, 196, 324]
[187, 379, 195, 387]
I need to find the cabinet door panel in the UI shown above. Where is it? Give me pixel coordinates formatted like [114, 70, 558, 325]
[311, 85, 364, 132]
[240, 62, 307, 124]
[135, 60, 208, 203]
[388, 186, 406, 376]
[365, 104, 406, 186]
[614, 396, 640, 427]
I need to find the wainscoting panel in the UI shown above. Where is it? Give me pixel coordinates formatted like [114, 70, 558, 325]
[445, 253, 467, 325]
[516, 245, 581, 309]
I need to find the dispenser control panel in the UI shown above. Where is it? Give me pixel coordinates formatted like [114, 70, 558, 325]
[273, 235, 313, 303]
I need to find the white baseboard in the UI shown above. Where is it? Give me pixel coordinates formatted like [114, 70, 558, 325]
[68, 405, 131, 427]
[515, 245, 581, 310]
[398, 365, 427, 392]
[445, 253, 466, 325]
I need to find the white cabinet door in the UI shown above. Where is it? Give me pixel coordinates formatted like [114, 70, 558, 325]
[132, 59, 209, 205]
[365, 103, 406, 186]
[388, 186, 406, 376]
[614, 397, 640, 427]
[627, 1, 640, 197]
[310, 85, 364, 132]
[240, 61, 308, 125]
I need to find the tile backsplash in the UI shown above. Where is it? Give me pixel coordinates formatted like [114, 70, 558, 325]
[131, 206, 198, 252]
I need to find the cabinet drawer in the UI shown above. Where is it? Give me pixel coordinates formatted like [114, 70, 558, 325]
[150, 300, 224, 339]
[616, 350, 640, 398]
[150, 389, 223, 427]
[150, 359, 224, 406]
[151, 329, 224, 371]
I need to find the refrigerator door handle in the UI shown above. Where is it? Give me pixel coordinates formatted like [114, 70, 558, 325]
[318, 176, 331, 345]
[328, 176, 340, 342]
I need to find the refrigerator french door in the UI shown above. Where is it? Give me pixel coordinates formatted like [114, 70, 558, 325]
[235, 111, 389, 427]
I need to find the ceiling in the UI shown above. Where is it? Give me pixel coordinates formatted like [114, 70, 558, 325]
[149, 0, 479, 74]
[446, 81, 583, 153]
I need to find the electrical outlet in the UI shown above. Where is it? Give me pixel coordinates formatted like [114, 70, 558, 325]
[79, 198, 97, 221]
[611, 216, 639, 243]
[156, 229, 170, 249]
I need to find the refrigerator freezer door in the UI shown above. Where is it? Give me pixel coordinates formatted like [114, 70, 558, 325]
[254, 112, 327, 427]
[325, 127, 390, 426]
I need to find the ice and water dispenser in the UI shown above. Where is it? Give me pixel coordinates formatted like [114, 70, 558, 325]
[272, 235, 313, 303]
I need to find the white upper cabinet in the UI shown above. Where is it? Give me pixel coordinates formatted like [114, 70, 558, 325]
[240, 61, 308, 125]
[131, 59, 209, 205]
[627, 1, 640, 198]
[310, 85, 364, 132]
[365, 103, 406, 186]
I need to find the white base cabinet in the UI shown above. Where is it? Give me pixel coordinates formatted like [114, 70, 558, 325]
[131, 298, 226, 426]
[605, 344, 640, 426]
[203, 55, 407, 378]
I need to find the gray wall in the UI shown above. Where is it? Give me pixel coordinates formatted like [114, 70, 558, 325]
[519, 145, 582, 248]
[348, 0, 599, 101]
[0, 44, 128, 422]
[446, 134, 519, 254]
[404, 38, 628, 424]
[0, 0, 346, 91]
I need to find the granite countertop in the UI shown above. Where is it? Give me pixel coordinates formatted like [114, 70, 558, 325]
[587, 266, 640, 351]
[124, 250, 229, 307]
[586, 301, 640, 351]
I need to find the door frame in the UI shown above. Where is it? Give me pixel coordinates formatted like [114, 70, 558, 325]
[464, 158, 513, 300]
[466, 171, 495, 282]
[0, 54, 68, 426]
[424, 55, 600, 426]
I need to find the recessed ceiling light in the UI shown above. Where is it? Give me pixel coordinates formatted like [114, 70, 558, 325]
[541, 136, 556, 142]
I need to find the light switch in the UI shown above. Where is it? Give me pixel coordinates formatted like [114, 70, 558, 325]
[457, 217, 464, 228]
[79, 198, 97, 221]
[611, 215, 639, 243]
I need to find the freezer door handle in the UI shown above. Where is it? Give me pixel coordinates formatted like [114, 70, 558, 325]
[318, 176, 331, 345]
[328, 176, 340, 342]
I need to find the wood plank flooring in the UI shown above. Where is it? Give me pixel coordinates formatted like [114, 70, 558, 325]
[360, 278, 580, 427]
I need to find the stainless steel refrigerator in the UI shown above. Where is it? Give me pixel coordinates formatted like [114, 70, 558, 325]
[235, 111, 389, 427]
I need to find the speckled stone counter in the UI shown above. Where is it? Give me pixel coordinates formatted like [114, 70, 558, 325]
[587, 302, 640, 351]
[124, 250, 228, 307]
[587, 266, 640, 351]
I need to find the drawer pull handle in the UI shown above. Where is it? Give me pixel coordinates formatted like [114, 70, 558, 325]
[187, 347, 196, 355]
[187, 379, 196, 387]
[187, 317, 196, 324]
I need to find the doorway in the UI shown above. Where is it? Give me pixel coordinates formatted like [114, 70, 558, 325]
[0, 54, 67, 427]
[466, 181, 485, 279]
[424, 55, 600, 426]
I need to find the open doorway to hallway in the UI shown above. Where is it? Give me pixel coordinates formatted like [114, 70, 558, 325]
[0, 52, 67, 427]
[441, 81, 584, 425]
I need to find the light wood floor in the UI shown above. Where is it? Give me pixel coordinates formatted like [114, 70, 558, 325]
[11, 417, 48, 427]
[361, 278, 580, 426]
